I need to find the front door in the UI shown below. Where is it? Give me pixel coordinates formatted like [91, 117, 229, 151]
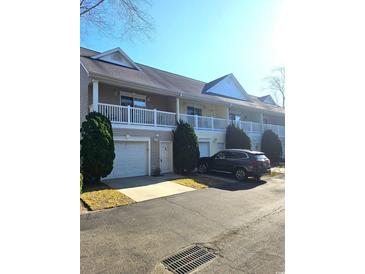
[160, 142, 173, 173]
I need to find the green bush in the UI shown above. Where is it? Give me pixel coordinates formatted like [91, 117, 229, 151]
[173, 120, 200, 174]
[225, 123, 251, 149]
[80, 112, 115, 184]
[261, 130, 282, 164]
[80, 173, 83, 194]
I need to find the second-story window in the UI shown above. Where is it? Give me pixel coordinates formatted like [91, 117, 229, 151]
[229, 113, 241, 121]
[120, 92, 146, 108]
[187, 106, 202, 116]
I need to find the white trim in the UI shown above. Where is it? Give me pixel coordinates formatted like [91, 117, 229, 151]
[113, 136, 151, 176]
[91, 47, 141, 71]
[111, 123, 175, 131]
[159, 141, 173, 173]
[80, 60, 89, 76]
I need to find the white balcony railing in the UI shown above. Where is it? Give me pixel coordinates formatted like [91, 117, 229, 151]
[179, 114, 230, 131]
[97, 103, 176, 127]
[95, 103, 285, 136]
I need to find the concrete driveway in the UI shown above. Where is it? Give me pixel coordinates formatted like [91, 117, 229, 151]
[102, 173, 195, 202]
[81, 174, 285, 274]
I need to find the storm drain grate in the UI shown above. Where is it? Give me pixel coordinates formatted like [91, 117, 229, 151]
[162, 245, 216, 274]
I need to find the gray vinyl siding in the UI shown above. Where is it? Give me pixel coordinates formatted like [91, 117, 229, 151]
[97, 83, 176, 112]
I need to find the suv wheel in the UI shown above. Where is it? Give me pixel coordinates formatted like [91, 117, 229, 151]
[198, 163, 208, 174]
[235, 168, 247, 181]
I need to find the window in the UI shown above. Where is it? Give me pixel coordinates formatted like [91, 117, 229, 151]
[226, 152, 249, 159]
[133, 98, 146, 108]
[120, 93, 146, 108]
[215, 152, 226, 159]
[229, 113, 241, 121]
[121, 96, 133, 106]
[187, 106, 202, 116]
[255, 154, 267, 161]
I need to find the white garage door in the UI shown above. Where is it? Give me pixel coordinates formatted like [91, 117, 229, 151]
[106, 141, 148, 179]
[199, 142, 210, 157]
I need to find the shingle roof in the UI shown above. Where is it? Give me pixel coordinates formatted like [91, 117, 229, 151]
[80, 47, 284, 114]
[259, 95, 271, 100]
[202, 74, 230, 92]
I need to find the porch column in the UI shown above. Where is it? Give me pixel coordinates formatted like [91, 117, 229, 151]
[226, 107, 230, 126]
[176, 97, 180, 121]
[260, 112, 264, 124]
[259, 112, 264, 133]
[92, 79, 99, 112]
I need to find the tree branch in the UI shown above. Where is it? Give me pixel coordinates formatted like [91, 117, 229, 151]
[80, 0, 106, 16]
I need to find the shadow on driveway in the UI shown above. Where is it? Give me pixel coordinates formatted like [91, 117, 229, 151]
[190, 172, 268, 191]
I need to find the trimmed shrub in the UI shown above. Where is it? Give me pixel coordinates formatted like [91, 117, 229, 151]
[80, 112, 115, 184]
[261, 130, 282, 164]
[173, 120, 200, 174]
[80, 173, 83, 194]
[225, 123, 251, 149]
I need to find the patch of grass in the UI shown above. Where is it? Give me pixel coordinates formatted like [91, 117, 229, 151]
[172, 175, 226, 189]
[81, 185, 135, 211]
[172, 178, 208, 189]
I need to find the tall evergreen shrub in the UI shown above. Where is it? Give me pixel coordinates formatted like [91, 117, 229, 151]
[261, 130, 282, 164]
[173, 120, 199, 174]
[225, 123, 251, 149]
[80, 112, 115, 183]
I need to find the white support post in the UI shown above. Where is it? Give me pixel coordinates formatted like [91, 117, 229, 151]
[154, 109, 157, 127]
[127, 105, 131, 124]
[176, 97, 180, 121]
[195, 114, 198, 129]
[92, 80, 99, 112]
[224, 107, 229, 126]
[260, 112, 264, 132]
[211, 117, 214, 129]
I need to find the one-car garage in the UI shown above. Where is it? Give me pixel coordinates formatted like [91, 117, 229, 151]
[106, 139, 150, 179]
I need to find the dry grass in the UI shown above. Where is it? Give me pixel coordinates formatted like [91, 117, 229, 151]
[172, 175, 225, 189]
[81, 189, 135, 211]
[172, 178, 208, 189]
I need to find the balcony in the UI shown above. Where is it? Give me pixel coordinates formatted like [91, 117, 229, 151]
[95, 103, 284, 137]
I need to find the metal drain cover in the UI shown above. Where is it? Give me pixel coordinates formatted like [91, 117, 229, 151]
[162, 245, 216, 274]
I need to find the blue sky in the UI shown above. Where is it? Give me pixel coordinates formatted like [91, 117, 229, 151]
[81, 0, 284, 97]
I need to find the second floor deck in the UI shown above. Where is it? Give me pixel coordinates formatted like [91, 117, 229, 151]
[94, 103, 285, 137]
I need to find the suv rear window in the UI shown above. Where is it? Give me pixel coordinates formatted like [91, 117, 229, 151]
[255, 154, 267, 161]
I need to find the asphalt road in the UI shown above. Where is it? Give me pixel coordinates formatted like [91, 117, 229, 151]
[80, 175, 285, 274]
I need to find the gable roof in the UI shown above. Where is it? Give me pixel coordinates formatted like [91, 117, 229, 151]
[202, 74, 230, 92]
[202, 73, 251, 101]
[91, 47, 141, 70]
[80, 47, 284, 114]
[258, 95, 277, 105]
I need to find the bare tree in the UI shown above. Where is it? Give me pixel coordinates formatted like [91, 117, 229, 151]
[80, 0, 154, 40]
[263, 67, 285, 108]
